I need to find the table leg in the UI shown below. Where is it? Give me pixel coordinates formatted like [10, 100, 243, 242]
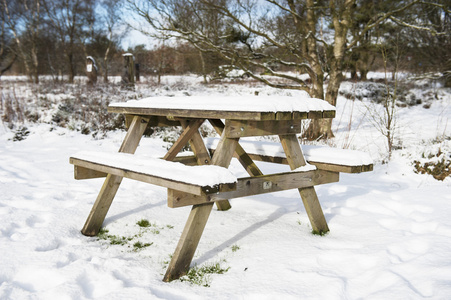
[163, 133, 238, 281]
[81, 116, 150, 236]
[279, 134, 329, 234]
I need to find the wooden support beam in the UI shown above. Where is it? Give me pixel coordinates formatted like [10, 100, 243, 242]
[180, 119, 212, 166]
[163, 119, 204, 161]
[168, 170, 339, 208]
[125, 115, 180, 129]
[223, 119, 304, 138]
[74, 165, 107, 179]
[172, 155, 198, 166]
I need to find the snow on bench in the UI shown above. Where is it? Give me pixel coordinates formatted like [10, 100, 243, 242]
[70, 151, 237, 196]
[205, 138, 373, 173]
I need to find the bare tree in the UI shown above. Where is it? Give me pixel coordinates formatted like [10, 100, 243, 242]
[128, 0, 450, 139]
[42, 0, 97, 83]
[0, 4, 17, 75]
[96, 0, 126, 83]
[403, 0, 451, 81]
[1, 0, 42, 83]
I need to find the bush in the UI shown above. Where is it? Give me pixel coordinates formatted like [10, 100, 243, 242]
[413, 138, 451, 181]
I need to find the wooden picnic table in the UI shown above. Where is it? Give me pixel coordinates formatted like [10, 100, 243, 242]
[70, 95, 372, 282]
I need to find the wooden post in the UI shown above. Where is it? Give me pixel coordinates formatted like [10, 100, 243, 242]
[86, 56, 97, 86]
[121, 53, 135, 89]
[279, 134, 329, 234]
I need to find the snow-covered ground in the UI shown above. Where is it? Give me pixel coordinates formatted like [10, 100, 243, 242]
[1, 75, 450, 299]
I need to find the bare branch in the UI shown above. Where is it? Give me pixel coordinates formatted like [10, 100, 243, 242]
[389, 15, 448, 35]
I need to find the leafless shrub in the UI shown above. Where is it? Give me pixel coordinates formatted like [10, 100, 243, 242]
[1, 87, 26, 128]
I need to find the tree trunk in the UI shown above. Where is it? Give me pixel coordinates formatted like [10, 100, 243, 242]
[302, 0, 330, 140]
[103, 44, 111, 83]
[199, 50, 208, 83]
[12, 34, 33, 82]
[31, 45, 39, 84]
[103, 58, 109, 83]
[67, 52, 75, 83]
[304, 0, 354, 140]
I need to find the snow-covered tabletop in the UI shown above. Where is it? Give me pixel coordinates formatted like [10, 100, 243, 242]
[108, 96, 336, 120]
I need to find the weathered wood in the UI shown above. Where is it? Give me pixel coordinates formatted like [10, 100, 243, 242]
[163, 202, 214, 282]
[74, 165, 107, 179]
[70, 155, 236, 196]
[168, 170, 339, 208]
[163, 130, 238, 282]
[307, 111, 323, 119]
[180, 119, 212, 166]
[109, 105, 274, 121]
[110, 105, 336, 122]
[211, 151, 371, 174]
[208, 136, 373, 173]
[279, 134, 330, 234]
[180, 119, 230, 210]
[209, 132, 239, 211]
[276, 111, 292, 120]
[81, 116, 150, 236]
[86, 56, 97, 86]
[279, 134, 307, 166]
[224, 119, 304, 138]
[209, 119, 263, 177]
[322, 110, 336, 119]
[293, 111, 308, 120]
[121, 53, 135, 89]
[163, 119, 204, 161]
[206, 137, 373, 173]
[125, 115, 180, 129]
[172, 155, 198, 166]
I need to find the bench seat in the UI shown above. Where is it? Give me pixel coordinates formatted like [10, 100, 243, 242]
[70, 151, 237, 196]
[205, 138, 373, 173]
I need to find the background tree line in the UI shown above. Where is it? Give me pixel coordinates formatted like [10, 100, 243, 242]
[2, 1, 449, 85]
[0, 0, 228, 83]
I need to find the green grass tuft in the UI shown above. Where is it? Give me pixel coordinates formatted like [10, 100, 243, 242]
[179, 261, 230, 287]
[136, 219, 151, 228]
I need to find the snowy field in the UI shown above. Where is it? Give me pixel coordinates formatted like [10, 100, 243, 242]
[1, 74, 450, 299]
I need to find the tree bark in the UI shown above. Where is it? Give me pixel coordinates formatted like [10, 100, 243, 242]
[199, 50, 208, 83]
